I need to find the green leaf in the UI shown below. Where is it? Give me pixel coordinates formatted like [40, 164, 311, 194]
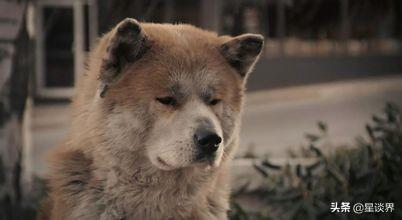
[261, 160, 282, 170]
[305, 133, 320, 143]
[306, 160, 324, 173]
[366, 124, 374, 140]
[372, 115, 385, 123]
[317, 121, 327, 133]
[253, 164, 269, 177]
[309, 145, 323, 157]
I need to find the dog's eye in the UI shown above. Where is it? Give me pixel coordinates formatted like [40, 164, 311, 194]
[209, 99, 221, 106]
[156, 97, 177, 106]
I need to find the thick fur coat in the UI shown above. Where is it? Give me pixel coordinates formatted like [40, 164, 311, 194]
[38, 18, 263, 220]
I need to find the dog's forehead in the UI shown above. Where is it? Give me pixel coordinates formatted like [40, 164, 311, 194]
[167, 70, 219, 98]
[120, 23, 242, 100]
[141, 24, 228, 96]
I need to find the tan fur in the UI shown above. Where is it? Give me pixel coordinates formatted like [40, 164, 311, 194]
[39, 19, 263, 220]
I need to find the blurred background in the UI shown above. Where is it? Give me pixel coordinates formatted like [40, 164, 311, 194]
[1, 0, 402, 219]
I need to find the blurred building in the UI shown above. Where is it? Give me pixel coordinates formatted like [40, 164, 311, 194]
[30, 0, 221, 99]
[26, 0, 402, 99]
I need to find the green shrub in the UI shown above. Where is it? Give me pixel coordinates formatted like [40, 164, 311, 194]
[230, 103, 402, 220]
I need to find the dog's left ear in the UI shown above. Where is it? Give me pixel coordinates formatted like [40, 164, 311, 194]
[219, 34, 264, 78]
[99, 18, 150, 98]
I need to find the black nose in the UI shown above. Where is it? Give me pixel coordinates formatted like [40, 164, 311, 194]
[194, 129, 222, 156]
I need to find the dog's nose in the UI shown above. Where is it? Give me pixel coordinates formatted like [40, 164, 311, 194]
[194, 129, 222, 156]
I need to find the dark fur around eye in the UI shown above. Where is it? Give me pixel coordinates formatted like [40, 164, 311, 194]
[156, 97, 177, 106]
[209, 99, 221, 106]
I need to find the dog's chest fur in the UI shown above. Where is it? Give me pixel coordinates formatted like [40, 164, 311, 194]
[99, 169, 220, 219]
[49, 150, 228, 220]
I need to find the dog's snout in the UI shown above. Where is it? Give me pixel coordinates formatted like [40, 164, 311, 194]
[194, 129, 222, 156]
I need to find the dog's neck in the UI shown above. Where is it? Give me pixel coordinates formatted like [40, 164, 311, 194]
[89, 149, 221, 219]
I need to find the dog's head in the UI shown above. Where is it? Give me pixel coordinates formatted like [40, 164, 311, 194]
[95, 18, 263, 171]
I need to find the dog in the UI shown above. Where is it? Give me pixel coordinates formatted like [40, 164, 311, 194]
[38, 18, 263, 220]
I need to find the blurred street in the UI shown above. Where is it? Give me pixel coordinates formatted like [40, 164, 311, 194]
[239, 75, 402, 158]
[31, 103, 70, 176]
[30, 75, 402, 177]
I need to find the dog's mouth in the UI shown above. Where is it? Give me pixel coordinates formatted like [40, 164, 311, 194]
[196, 153, 215, 163]
[153, 154, 217, 171]
[156, 157, 174, 170]
[194, 153, 218, 167]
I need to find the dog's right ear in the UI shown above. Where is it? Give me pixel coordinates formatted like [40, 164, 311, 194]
[98, 18, 149, 98]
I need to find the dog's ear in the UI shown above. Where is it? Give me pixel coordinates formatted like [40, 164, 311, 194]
[219, 34, 264, 78]
[99, 18, 149, 98]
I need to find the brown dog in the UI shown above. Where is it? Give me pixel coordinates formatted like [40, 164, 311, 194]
[38, 18, 263, 220]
